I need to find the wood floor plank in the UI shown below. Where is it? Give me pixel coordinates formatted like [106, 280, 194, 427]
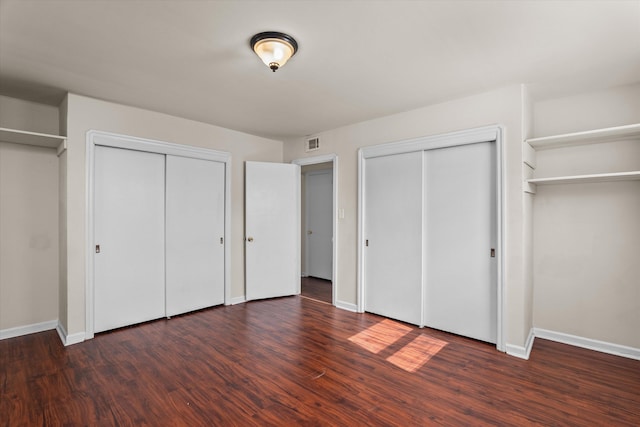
[1, 296, 639, 426]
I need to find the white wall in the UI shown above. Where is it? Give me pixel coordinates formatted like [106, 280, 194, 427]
[522, 85, 535, 350]
[58, 96, 68, 332]
[0, 96, 60, 333]
[0, 95, 60, 134]
[284, 85, 531, 349]
[59, 94, 283, 337]
[533, 182, 640, 348]
[533, 83, 640, 137]
[532, 83, 640, 349]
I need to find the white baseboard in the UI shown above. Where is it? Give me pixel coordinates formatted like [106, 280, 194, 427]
[230, 296, 246, 305]
[335, 300, 358, 312]
[0, 319, 58, 340]
[55, 322, 85, 346]
[534, 328, 640, 361]
[55, 322, 68, 344]
[505, 328, 535, 360]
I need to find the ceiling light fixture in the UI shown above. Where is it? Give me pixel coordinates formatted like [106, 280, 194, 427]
[250, 31, 298, 72]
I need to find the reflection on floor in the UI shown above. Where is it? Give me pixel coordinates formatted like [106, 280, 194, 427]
[301, 276, 332, 304]
[348, 318, 412, 354]
[348, 318, 448, 372]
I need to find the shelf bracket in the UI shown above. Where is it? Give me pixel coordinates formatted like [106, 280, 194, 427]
[523, 181, 537, 195]
[56, 139, 67, 157]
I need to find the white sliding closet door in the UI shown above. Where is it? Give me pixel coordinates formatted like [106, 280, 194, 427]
[364, 152, 423, 325]
[166, 155, 225, 316]
[94, 146, 166, 333]
[424, 141, 497, 343]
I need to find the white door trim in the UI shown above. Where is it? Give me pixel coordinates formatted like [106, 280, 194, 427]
[292, 154, 338, 307]
[85, 130, 231, 339]
[357, 125, 505, 351]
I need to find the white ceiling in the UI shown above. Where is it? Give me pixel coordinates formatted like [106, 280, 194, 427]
[1, 0, 639, 140]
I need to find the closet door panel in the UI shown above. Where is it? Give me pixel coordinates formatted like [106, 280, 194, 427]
[424, 141, 497, 343]
[166, 155, 225, 316]
[94, 146, 166, 333]
[364, 151, 423, 325]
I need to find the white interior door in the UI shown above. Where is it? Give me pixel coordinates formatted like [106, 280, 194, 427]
[364, 151, 423, 325]
[424, 141, 497, 343]
[94, 146, 166, 333]
[245, 161, 300, 300]
[305, 170, 333, 281]
[166, 155, 225, 316]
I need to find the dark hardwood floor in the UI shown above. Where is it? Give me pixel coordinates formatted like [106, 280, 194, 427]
[301, 276, 332, 304]
[2, 297, 639, 426]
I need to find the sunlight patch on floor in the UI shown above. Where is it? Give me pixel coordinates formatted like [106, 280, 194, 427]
[386, 334, 448, 372]
[348, 319, 412, 354]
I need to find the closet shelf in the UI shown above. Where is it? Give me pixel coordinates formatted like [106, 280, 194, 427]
[527, 171, 640, 185]
[0, 127, 66, 149]
[526, 123, 640, 150]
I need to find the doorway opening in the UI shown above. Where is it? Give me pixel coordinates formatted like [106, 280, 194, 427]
[293, 155, 338, 306]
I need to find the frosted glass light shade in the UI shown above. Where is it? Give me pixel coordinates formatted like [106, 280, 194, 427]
[250, 32, 298, 72]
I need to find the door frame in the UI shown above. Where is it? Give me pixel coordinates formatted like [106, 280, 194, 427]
[292, 154, 338, 306]
[357, 125, 505, 351]
[85, 130, 231, 339]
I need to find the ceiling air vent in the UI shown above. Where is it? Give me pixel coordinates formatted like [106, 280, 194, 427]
[306, 137, 320, 152]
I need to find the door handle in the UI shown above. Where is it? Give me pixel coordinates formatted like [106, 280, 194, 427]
[247, 237, 254, 242]
[95, 244, 101, 254]
[307, 230, 312, 235]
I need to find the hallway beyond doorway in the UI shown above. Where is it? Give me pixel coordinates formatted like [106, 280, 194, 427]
[301, 277, 332, 304]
